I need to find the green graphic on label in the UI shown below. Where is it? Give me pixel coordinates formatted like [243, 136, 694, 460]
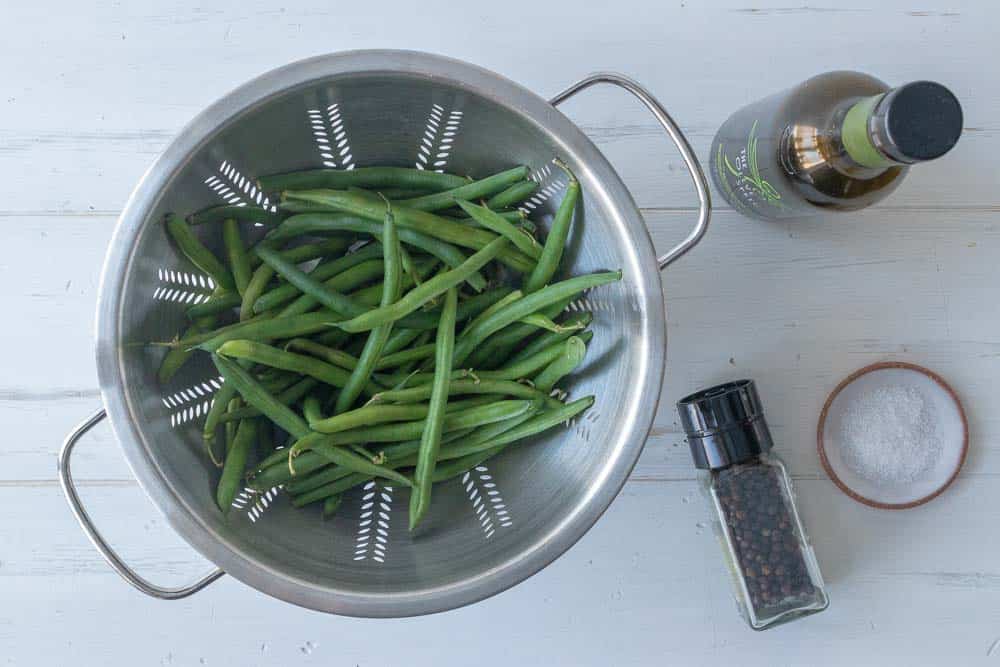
[721, 120, 781, 204]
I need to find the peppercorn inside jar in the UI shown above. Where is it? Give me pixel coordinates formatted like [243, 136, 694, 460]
[678, 380, 829, 630]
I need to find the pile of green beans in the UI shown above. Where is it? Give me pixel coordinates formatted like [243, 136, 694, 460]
[158, 162, 619, 531]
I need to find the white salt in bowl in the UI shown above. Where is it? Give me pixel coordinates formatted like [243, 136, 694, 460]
[818, 362, 968, 509]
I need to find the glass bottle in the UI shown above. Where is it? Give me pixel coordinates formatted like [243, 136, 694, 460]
[677, 380, 829, 630]
[709, 73, 963, 220]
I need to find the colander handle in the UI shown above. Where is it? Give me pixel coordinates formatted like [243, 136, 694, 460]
[58, 408, 225, 600]
[550, 73, 711, 270]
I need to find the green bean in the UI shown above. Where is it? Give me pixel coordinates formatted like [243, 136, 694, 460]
[202, 380, 239, 461]
[485, 180, 538, 209]
[302, 441, 411, 486]
[165, 214, 235, 290]
[322, 494, 344, 518]
[259, 248, 441, 332]
[291, 399, 532, 460]
[283, 426, 475, 496]
[213, 354, 311, 441]
[398, 243, 422, 287]
[310, 403, 429, 434]
[217, 419, 257, 513]
[189, 312, 344, 351]
[257, 420, 275, 459]
[157, 314, 216, 384]
[368, 187, 434, 200]
[279, 192, 534, 273]
[276, 261, 389, 318]
[440, 396, 594, 461]
[431, 404, 542, 467]
[224, 399, 239, 455]
[222, 219, 252, 296]
[186, 291, 241, 319]
[455, 200, 542, 259]
[464, 297, 574, 369]
[335, 238, 509, 333]
[452, 272, 620, 367]
[286, 464, 356, 496]
[259, 167, 468, 193]
[397, 166, 529, 212]
[291, 473, 372, 508]
[216, 340, 380, 397]
[264, 214, 487, 292]
[302, 395, 324, 425]
[381, 327, 425, 357]
[240, 238, 352, 321]
[534, 337, 587, 393]
[371, 378, 554, 405]
[524, 162, 580, 293]
[285, 339, 357, 371]
[335, 204, 402, 414]
[409, 287, 456, 529]
[220, 377, 318, 423]
[189, 204, 284, 226]
[516, 312, 584, 334]
[507, 312, 594, 365]
[374, 343, 434, 370]
[252, 451, 329, 490]
[291, 408, 533, 506]
[253, 244, 383, 313]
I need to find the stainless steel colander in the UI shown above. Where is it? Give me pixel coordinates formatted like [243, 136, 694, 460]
[58, 50, 710, 616]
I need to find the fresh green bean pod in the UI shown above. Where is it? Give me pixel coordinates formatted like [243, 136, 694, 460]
[252, 244, 383, 313]
[217, 419, 257, 513]
[212, 354, 310, 438]
[216, 340, 381, 397]
[186, 291, 242, 319]
[222, 219, 252, 295]
[279, 192, 534, 273]
[507, 312, 594, 365]
[335, 204, 402, 414]
[452, 272, 620, 367]
[409, 287, 457, 529]
[165, 214, 235, 290]
[485, 180, 538, 209]
[264, 214, 487, 292]
[220, 377, 319, 423]
[455, 199, 542, 259]
[533, 337, 588, 393]
[524, 163, 580, 293]
[335, 238, 509, 333]
[397, 166, 529, 212]
[259, 167, 468, 193]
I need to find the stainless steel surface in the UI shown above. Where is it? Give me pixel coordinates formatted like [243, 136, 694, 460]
[75, 50, 709, 616]
[58, 409, 225, 599]
[550, 72, 711, 270]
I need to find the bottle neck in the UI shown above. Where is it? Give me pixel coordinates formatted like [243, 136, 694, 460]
[841, 93, 913, 169]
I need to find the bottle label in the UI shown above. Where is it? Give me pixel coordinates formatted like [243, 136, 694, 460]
[711, 119, 790, 219]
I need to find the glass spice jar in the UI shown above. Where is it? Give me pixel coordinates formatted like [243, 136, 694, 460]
[677, 380, 829, 630]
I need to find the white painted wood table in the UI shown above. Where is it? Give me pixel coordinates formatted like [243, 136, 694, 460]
[5, 1, 997, 664]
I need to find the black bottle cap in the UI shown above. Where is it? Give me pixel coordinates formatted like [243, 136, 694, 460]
[878, 81, 963, 162]
[677, 379, 774, 470]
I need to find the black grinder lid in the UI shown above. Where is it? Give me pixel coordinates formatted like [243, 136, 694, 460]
[879, 81, 963, 162]
[677, 379, 774, 470]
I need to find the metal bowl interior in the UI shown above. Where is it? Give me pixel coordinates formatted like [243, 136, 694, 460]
[96, 51, 665, 616]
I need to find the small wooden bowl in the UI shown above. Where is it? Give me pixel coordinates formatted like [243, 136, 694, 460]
[817, 361, 968, 510]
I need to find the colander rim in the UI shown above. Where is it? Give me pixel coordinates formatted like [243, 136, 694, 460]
[95, 49, 666, 616]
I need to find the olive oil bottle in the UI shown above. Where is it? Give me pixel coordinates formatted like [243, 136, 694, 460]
[710, 72, 962, 220]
